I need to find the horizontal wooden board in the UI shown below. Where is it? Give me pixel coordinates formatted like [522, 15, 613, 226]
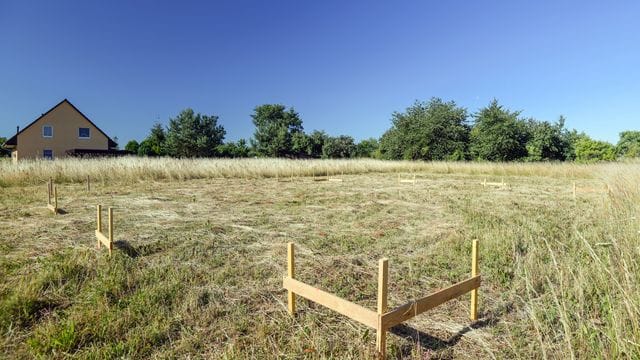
[95, 230, 111, 248]
[328, 178, 343, 182]
[381, 275, 481, 329]
[283, 277, 378, 329]
[47, 204, 57, 213]
[399, 179, 416, 183]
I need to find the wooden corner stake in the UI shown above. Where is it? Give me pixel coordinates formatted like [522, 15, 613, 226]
[287, 242, 296, 315]
[96, 205, 102, 248]
[470, 239, 479, 321]
[376, 258, 389, 359]
[108, 207, 113, 256]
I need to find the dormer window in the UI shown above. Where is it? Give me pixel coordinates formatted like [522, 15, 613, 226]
[42, 125, 53, 138]
[78, 127, 90, 139]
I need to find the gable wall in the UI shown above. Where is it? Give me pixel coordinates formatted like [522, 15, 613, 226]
[16, 102, 109, 160]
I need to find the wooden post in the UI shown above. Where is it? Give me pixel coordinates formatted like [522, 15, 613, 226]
[47, 178, 52, 205]
[287, 242, 296, 315]
[87, 175, 90, 192]
[53, 186, 58, 214]
[97, 205, 102, 232]
[108, 207, 114, 256]
[483, 178, 487, 187]
[573, 181, 576, 199]
[376, 258, 389, 359]
[96, 205, 102, 248]
[470, 240, 479, 321]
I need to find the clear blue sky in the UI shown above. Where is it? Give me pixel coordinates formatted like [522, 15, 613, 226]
[1, 0, 639, 145]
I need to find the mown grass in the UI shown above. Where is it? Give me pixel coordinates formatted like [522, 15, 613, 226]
[0, 160, 638, 358]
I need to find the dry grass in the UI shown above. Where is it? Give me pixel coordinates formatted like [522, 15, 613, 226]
[0, 157, 604, 187]
[0, 159, 638, 358]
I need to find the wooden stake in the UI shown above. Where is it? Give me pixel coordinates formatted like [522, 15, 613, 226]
[53, 186, 58, 214]
[573, 181, 576, 199]
[287, 242, 296, 315]
[376, 258, 389, 359]
[470, 239, 479, 321]
[47, 178, 52, 205]
[96, 205, 102, 248]
[108, 207, 113, 256]
[377, 258, 389, 314]
[87, 175, 90, 192]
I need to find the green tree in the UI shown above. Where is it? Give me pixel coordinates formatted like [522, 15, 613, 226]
[524, 116, 570, 161]
[291, 132, 311, 157]
[124, 140, 140, 154]
[616, 131, 640, 158]
[574, 136, 616, 163]
[355, 138, 379, 158]
[138, 123, 167, 156]
[250, 104, 303, 157]
[307, 130, 329, 158]
[288, 130, 331, 158]
[164, 109, 226, 157]
[470, 99, 528, 161]
[378, 128, 403, 160]
[217, 139, 251, 158]
[379, 98, 469, 160]
[322, 135, 356, 159]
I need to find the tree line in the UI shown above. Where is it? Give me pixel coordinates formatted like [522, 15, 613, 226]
[124, 104, 375, 159]
[121, 99, 639, 162]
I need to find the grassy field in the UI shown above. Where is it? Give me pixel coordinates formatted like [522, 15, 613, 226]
[0, 158, 638, 359]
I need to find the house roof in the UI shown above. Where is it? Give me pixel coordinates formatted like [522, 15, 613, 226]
[3, 99, 117, 148]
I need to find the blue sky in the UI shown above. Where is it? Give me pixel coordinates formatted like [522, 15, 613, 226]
[1, 0, 639, 145]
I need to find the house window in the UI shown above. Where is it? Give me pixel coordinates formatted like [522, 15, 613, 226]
[78, 127, 91, 139]
[43, 125, 53, 138]
[43, 149, 53, 160]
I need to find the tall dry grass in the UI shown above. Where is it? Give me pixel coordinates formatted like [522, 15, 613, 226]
[0, 157, 601, 187]
[508, 164, 640, 358]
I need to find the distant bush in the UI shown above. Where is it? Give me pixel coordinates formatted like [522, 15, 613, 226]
[574, 137, 616, 162]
